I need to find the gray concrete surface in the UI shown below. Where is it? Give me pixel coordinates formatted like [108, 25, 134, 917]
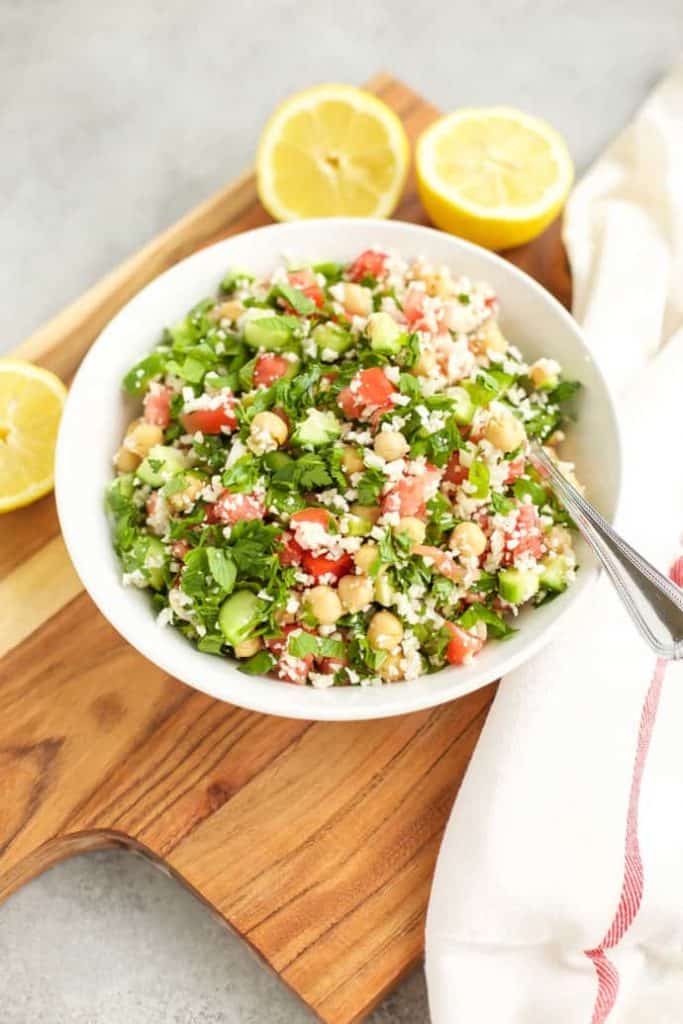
[2, 0, 682, 1020]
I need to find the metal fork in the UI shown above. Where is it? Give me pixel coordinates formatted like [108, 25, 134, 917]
[531, 442, 683, 660]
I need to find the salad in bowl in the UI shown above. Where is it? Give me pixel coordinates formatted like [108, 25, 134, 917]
[107, 245, 583, 689]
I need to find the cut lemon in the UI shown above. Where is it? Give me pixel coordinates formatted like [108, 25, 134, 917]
[416, 107, 574, 250]
[0, 359, 67, 513]
[256, 84, 409, 221]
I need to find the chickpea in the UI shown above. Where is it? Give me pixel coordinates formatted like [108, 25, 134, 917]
[210, 299, 244, 323]
[411, 348, 437, 377]
[124, 419, 163, 457]
[338, 574, 374, 613]
[341, 445, 364, 475]
[341, 283, 373, 317]
[449, 521, 487, 559]
[485, 410, 526, 454]
[529, 359, 559, 390]
[233, 636, 262, 659]
[168, 474, 205, 513]
[367, 610, 404, 652]
[393, 516, 426, 547]
[374, 429, 409, 462]
[546, 524, 572, 555]
[305, 585, 343, 625]
[349, 503, 381, 526]
[114, 446, 141, 473]
[474, 319, 508, 356]
[250, 410, 288, 449]
[354, 543, 379, 574]
[378, 651, 404, 682]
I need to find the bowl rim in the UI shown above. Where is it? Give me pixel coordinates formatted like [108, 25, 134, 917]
[55, 217, 622, 720]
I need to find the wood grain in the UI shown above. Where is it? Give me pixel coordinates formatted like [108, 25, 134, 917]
[1, 73, 570, 1023]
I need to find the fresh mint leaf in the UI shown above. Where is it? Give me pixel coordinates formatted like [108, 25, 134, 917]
[272, 282, 316, 315]
[458, 604, 516, 639]
[122, 352, 166, 396]
[240, 650, 276, 675]
[206, 548, 237, 593]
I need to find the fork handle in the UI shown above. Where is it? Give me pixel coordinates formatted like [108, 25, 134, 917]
[531, 444, 683, 660]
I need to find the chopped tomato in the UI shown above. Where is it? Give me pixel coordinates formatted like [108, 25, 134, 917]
[253, 353, 291, 389]
[286, 270, 325, 310]
[382, 464, 441, 518]
[171, 540, 190, 560]
[348, 249, 388, 283]
[145, 491, 161, 520]
[505, 455, 525, 484]
[302, 551, 353, 581]
[206, 490, 265, 525]
[444, 622, 485, 665]
[290, 507, 333, 531]
[180, 396, 237, 435]
[670, 556, 683, 587]
[143, 385, 172, 428]
[277, 531, 304, 567]
[266, 624, 315, 685]
[502, 503, 544, 565]
[444, 451, 469, 486]
[338, 367, 397, 420]
[318, 656, 347, 675]
[413, 545, 464, 582]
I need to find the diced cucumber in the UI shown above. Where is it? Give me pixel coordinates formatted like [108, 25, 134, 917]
[539, 555, 569, 592]
[498, 567, 540, 605]
[449, 386, 475, 426]
[344, 514, 372, 537]
[311, 322, 353, 360]
[136, 445, 187, 488]
[144, 537, 167, 590]
[219, 590, 265, 647]
[278, 354, 301, 381]
[263, 450, 293, 472]
[291, 408, 341, 449]
[244, 315, 294, 351]
[374, 567, 395, 606]
[366, 312, 404, 355]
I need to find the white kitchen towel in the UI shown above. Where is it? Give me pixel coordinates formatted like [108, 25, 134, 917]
[425, 62, 683, 1024]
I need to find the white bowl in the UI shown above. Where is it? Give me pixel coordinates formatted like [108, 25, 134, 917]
[56, 218, 621, 721]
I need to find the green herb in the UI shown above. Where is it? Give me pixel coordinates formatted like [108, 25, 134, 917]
[288, 632, 346, 660]
[220, 268, 254, 293]
[490, 491, 515, 515]
[458, 292, 470, 305]
[271, 282, 316, 315]
[468, 459, 490, 499]
[458, 604, 516, 639]
[513, 477, 548, 507]
[122, 352, 167, 396]
[206, 548, 237, 593]
[221, 454, 260, 493]
[240, 650, 276, 675]
[549, 379, 581, 404]
[198, 634, 226, 654]
[356, 467, 386, 506]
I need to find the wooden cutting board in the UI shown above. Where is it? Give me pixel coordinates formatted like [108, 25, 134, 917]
[1, 73, 570, 1023]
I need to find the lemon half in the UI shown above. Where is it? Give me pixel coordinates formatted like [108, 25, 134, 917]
[416, 107, 574, 250]
[257, 84, 409, 222]
[0, 359, 67, 512]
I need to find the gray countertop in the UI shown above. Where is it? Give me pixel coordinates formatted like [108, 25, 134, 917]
[2, 1, 681, 1020]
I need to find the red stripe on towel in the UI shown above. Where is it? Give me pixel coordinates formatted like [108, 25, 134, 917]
[585, 656, 666, 1022]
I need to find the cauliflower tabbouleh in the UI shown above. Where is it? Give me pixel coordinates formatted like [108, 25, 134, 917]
[107, 248, 582, 687]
